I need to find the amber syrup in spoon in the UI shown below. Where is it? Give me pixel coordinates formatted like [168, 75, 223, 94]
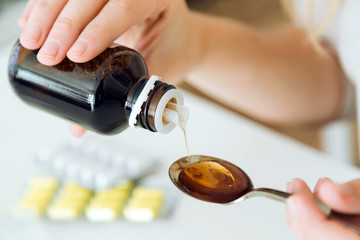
[164, 105, 360, 230]
[178, 158, 253, 203]
[164, 105, 252, 203]
[169, 156, 360, 232]
[169, 155, 253, 204]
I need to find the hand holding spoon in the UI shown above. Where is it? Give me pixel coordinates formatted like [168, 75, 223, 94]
[169, 155, 360, 232]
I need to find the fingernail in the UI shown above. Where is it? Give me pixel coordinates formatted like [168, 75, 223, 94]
[322, 177, 333, 183]
[69, 39, 87, 56]
[339, 183, 355, 197]
[287, 179, 296, 193]
[314, 177, 332, 194]
[22, 23, 42, 43]
[38, 39, 60, 60]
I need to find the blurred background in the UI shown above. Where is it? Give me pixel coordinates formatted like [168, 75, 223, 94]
[185, 0, 359, 167]
[0, 0, 24, 45]
[1, 0, 358, 166]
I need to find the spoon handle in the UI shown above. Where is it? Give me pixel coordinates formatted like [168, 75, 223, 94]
[253, 188, 360, 233]
[251, 188, 290, 203]
[329, 211, 360, 232]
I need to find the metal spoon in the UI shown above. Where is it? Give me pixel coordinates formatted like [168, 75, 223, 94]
[169, 155, 360, 232]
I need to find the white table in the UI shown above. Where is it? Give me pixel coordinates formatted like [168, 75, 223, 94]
[0, 38, 359, 240]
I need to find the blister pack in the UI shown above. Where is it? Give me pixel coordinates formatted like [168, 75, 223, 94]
[34, 136, 161, 190]
[13, 136, 177, 223]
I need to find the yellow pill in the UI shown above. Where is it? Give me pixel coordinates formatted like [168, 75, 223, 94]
[122, 187, 165, 222]
[23, 189, 54, 202]
[59, 190, 92, 201]
[93, 191, 128, 201]
[88, 199, 124, 209]
[62, 182, 91, 193]
[52, 199, 86, 208]
[131, 187, 164, 201]
[17, 199, 47, 216]
[13, 176, 59, 219]
[30, 176, 58, 190]
[114, 181, 133, 191]
[126, 199, 162, 211]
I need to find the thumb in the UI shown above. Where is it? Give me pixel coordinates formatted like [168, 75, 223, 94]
[316, 178, 360, 214]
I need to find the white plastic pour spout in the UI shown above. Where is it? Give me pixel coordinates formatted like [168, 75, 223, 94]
[163, 102, 191, 157]
[163, 102, 190, 131]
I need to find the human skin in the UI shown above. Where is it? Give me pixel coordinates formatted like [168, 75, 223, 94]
[18, 0, 345, 129]
[286, 178, 360, 240]
[18, 1, 357, 237]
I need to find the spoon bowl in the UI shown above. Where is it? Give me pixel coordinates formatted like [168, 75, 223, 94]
[169, 155, 360, 232]
[169, 155, 289, 204]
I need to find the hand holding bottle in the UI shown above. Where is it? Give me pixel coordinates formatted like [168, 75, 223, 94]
[19, 0, 200, 83]
[18, 0, 199, 137]
[18, 0, 343, 135]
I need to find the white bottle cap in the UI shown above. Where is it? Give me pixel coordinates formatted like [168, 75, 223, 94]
[128, 75, 158, 129]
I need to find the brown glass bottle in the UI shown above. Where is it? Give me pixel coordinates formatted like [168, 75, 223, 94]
[178, 159, 252, 204]
[8, 40, 183, 135]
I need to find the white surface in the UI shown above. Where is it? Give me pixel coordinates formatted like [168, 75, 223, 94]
[0, 1, 24, 46]
[321, 120, 357, 164]
[1, 38, 360, 240]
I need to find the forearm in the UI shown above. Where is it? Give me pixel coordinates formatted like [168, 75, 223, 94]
[186, 12, 345, 126]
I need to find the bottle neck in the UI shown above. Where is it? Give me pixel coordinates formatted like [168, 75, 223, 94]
[126, 75, 184, 134]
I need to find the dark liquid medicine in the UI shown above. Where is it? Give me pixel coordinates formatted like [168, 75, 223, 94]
[178, 159, 252, 203]
[8, 40, 184, 135]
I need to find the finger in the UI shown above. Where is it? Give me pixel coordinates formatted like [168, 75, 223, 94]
[20, 0, 67, 50]
[37, 0, 107, 65]
[313, 177, 333, 195]
[286, 195, 359, 240]
[287, 178, 314, 199]
[18, 0, 37, 29]
[70, 124, 86, 138]
[317, 178, 360, 214]
[67, 0, 166, 62]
